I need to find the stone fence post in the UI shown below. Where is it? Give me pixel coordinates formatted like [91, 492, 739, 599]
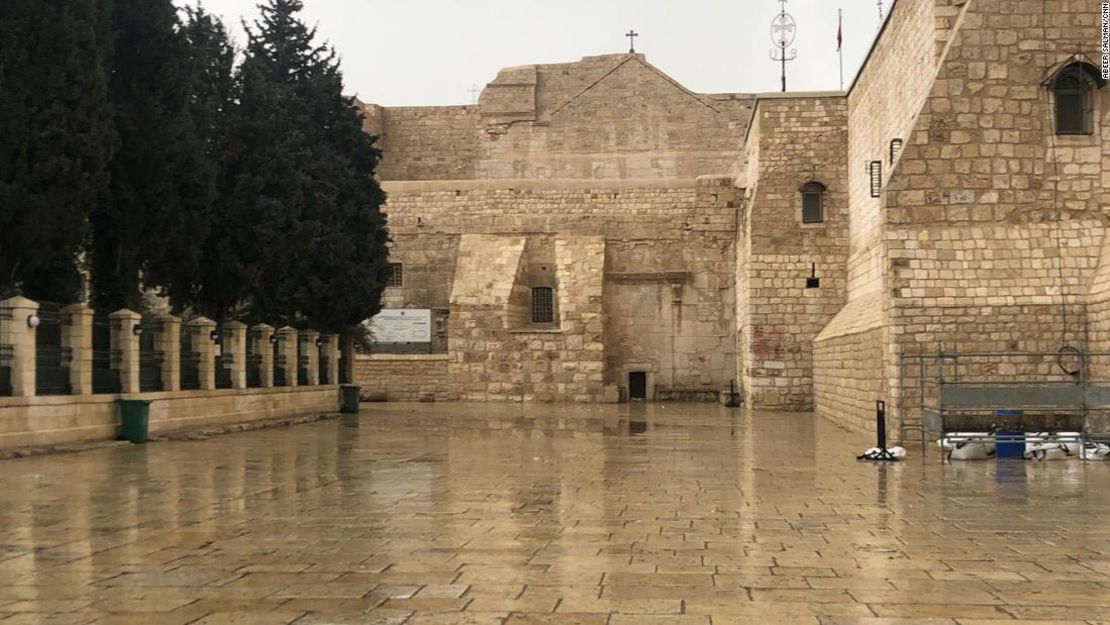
[251, 324, 274, 388]
[157, 314, 181, 392]
[276, 326, 298, 387]
[188, 317, 218, 391]
[300, 330, 320, 385]
[223, 321, 247, 390]
[1, 296, 38, 397]
[109, 309, 141, 394]
[61, 304, 93, 395]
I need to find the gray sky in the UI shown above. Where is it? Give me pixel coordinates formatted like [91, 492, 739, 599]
[176, 0, 885, 106]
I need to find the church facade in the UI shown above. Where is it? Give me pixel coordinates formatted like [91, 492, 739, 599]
[355, 0, 1110, 435]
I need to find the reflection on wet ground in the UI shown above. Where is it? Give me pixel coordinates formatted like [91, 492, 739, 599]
[1, 402, 1109, 624]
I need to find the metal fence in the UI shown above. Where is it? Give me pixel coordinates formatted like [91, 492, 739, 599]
[138, 318, 164, 392]
[899, 348, 1110, 447]
[319, 343, 330, 385]
[246, 331, 262, 388]
[297, 341, 309, 386]
[215, 351, 233, 389]
[180, 330, 200, 391]
[35, 303, 71, 396]
[0, 309, 12, 396]
[91, 314, 120, 394]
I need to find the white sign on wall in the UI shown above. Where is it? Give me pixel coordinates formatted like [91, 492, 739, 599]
[367, 309, 432, 343]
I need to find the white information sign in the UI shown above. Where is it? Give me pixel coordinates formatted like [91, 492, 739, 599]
[368, 309, 432, 343]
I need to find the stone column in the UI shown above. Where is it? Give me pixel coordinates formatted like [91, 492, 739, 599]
[157, 314, 181, 392]
[252, 324, 274, 388]
[223, 321, 248, 390]
[300, 330, 320, 385]
[1, 296, 39, 397]
[109, 309, 142, 394]
[323, 334, 340, 385]
[61, 304, 93, 396]
[276, 326, 299, 387]
[188, 316, 218, 391]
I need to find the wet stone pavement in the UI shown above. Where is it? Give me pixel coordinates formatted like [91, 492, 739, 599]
[2, 404, 1110, 624]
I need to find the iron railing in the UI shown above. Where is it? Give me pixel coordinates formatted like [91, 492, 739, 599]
[273, 337, 287, 387]
[180, 330, 200, 391]
[319, 343, 330, 385]
[139, 318, 164, 392]
[91, 314, 120, 394]
[35, 303, 71, 395]
[297, 354, 309, 386]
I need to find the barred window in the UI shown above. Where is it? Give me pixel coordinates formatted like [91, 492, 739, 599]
[387, 263, 403, 287]
[531, 287, 554, 324]
[800, 182, 826, 224]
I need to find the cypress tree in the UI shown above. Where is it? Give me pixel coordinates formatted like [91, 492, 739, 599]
[231, 0, 390, 332]
[181, 5, 240, 320]
[90, 0, 210, 311]
[0, 0, 112, 302]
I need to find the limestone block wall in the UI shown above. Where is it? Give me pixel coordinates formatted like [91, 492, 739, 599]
[365, 54, 753, 183]
[876, 0, 1110, 429]
[0, 386, 340, 449]
[737, 95, 849, 410]
[354, 354, 451, 401]
[447, 234, 607, 402]
[362, 105, 481, 181]
[813, 303, 884, 434]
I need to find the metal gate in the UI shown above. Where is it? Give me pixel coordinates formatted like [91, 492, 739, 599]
[0, 309, 12, 396]
[215, 350, 233, 389]
[180, 329, 200, 390]
[139, 318, 164, 392]
[91, 314, 120, 394]
[36, 303, 71, 395]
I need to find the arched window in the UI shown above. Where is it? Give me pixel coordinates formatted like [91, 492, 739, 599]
[531, 287, 554, 324]
[1053, 63, 1103, 135]
[800, 182, 826, 224]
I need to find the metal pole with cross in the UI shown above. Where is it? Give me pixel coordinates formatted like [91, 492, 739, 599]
[626, 29, 638, 53]
[769, 0, 797, 93]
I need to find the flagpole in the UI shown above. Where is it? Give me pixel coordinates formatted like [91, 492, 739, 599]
[838, 8, 845, 91]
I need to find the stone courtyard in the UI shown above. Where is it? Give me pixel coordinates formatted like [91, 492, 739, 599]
[2, 406, 1110, 624]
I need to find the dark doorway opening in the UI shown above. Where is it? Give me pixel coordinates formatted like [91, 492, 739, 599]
[629, 371, 647, 401]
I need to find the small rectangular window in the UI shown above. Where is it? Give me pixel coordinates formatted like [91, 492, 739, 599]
[890, 138, 903, 164]
[531, 287, 554, 324]
[869, 161, 882, 198]
[387, 263, 403, 287]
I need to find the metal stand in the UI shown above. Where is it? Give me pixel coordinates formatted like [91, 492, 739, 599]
[725, 379, 741, 408]
[859, 400, 903, 462]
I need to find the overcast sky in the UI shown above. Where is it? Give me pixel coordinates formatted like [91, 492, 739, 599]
[175, 0, 886, 106]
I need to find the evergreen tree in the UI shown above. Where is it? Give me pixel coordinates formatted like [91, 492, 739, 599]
[90, 0, 210, 311]
[231, 0, 390, 332]
[181, 5, 240, 320]
[0, 0, 112, 302]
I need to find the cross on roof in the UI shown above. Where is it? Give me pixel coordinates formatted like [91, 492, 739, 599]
[626, 30, 638, 53]
[467, 84, 480, 104]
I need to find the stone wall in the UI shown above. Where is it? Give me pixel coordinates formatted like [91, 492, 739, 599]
[0, 386, 340, 449]
[363, 54, 753, 183]
[736, 95, 849, 409]
[361, 104, 481, 181]
[381, 178, 737, 401]
[354, 354, 450, 401]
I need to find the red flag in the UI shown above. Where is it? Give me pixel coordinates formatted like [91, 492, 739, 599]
[837, 13, 843, 51]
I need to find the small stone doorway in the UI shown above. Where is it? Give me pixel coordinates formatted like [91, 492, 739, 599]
[629, 371, 648, 401]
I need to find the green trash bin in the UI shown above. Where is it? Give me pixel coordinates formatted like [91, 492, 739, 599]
[340, 385, 361, 414]
[118, 399, 152, 444]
